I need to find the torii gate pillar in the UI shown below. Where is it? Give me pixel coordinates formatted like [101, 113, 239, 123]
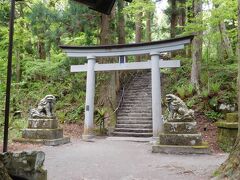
[151, 52, 163, 138]
[82, 55, 96, 140]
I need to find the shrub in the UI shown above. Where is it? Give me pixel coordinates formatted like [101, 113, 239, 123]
[210, 82, 221, 94]
[185, 84, 195, 97]
[176, 86, 186, 99]
[201, 88, 209, 98]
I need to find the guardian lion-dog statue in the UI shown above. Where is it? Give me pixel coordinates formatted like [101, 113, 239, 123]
[30, 95, 56, 118]
[165, 94, 194, 122]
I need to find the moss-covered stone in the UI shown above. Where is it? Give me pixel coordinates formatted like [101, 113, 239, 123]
[152, 144, 210, 154]
[28, 118, 58, 129]
[164, 122, 197, 134]
[159, 133, 202, 146]
[216, 125, 238, 152]
[215, 121, 238, 129]
[226, 112, 238, 122]
[1, 151, 47, 180]
[22, 128, 63, 139]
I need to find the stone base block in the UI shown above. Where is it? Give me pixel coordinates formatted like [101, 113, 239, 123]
[82, 134, 95, 141]
[28, 118, 58, 129]
[22, 128, 63, 139]
[152, 144, 210, 154]
[215, 121, 238, 129]
[164, 122, 197, 134]
[167, 118, 194, 122]
[14, 137, 70, 146]
[216, 121, 238, 152]
[159, 133, 202, 146]
[226, 113, 238, 122]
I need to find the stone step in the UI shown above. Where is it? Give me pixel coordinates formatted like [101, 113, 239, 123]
[122, 101, 152, 107]
[125, 88, 151, 90]
[121, 106, 151, 109]
[123, 97, 151, 100]
[118, 113, 151, 117]
[124, 94, 151, 97]
[131, 80, 151, 82]
[123, 103, 152, 107]
[120, 106, 151, 109]
[14, 137, 70, 146]
[123, 96, 151, 99]
[22, 128, 63, 140]
[123, 99, 151, 102]
[117, 117, 152, 120]
[118, 110, 152, 113]
[164, 122, 197, 134]
[124, 93, 152, 97]
[120, 106, 152, 110]
[112, 132, 153, 137]
[124, 91, 151, 94]
[124, 92, 152, 98]
[122, 99, 151, 102]
[28, 118, 58, 129]
[159, 133, 202, 146]
[121, 105, 151, 109]
[116, 124, 152, 128]
[117, 120, 152, 124]
[114, 128, 152, 133]
[152, 144, 210, 154]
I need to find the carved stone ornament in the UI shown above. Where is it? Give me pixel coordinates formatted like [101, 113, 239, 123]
[30, 95, 56, 119]
[165, 94, 194, 122]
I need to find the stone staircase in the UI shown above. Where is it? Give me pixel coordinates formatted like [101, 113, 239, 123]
[112, 71, 153, 137]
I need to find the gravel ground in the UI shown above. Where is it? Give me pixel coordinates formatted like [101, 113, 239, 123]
[29, 138, 228, 180]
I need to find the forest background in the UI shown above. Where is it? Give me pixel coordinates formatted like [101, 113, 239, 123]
[0, 0, 238, 142]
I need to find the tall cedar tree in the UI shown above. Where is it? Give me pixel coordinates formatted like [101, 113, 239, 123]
[215, 1, 240, 178]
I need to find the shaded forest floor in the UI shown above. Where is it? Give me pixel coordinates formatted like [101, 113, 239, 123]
[0, 112, 223, 153]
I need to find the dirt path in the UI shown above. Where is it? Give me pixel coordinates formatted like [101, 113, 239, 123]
[18, 138, 227, 180]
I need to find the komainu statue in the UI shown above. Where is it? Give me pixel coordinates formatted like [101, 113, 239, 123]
[165, 94, 194, 122]
[30, 95, 56, 118]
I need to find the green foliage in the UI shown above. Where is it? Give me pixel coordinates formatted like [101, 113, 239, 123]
[210, 82, 221, 94]
[205, 111, 224, 122]
[201, 88, 209, 98]
[176, 86, 186, 99]
[65, 104, 85, 123]
[94, 108, 107, 134]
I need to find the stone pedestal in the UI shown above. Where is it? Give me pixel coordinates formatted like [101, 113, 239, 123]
[153, 120, 210, 154]
[216, 112, 238, 152]
[153, 124, 210, 154]
[14, 117, 70, 146]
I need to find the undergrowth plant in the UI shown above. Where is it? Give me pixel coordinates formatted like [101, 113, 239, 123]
[95, 108, 108, 134]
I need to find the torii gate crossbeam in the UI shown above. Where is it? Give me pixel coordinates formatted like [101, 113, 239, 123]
[60, 35, 193, 140]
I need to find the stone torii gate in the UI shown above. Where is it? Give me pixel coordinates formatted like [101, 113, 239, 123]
[60, 36, 193, 140]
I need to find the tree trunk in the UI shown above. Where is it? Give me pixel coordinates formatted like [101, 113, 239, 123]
[100, 14, 111, 45]
[116, 0, 126, 92]
[135, 12, 142, 61]
[178, 2, 186, 27]
[215, 1, 240, 178]
[219, 21, 234, 59]
[190, 0, 202, 93]
[38, 39, 46, 60]
[170, 0, 177, 38]
[238, 0, 240, 137]
[118, 0, 125, 45]
[16, 50, 21, 84]
[146, 11, 151, 42]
